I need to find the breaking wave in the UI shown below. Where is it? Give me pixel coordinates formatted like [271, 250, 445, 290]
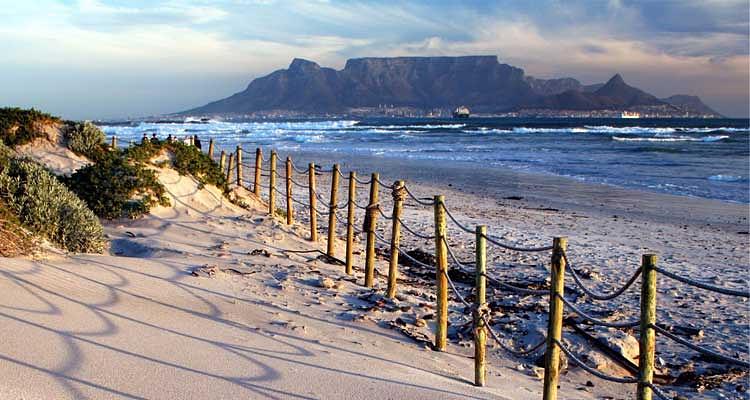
[612, 135, 729, 142]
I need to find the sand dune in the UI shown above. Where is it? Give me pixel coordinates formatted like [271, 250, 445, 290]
[0, 187, 601, 399]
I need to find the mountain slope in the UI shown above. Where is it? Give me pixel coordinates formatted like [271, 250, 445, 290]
[592, 74, 664, 107]
[182, 57, 720, 117]
[661, 95, 722, 116]
[184, 56, 540, 114]
[524, 76, 583, 96]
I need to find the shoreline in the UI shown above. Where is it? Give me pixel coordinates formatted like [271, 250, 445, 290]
[242, 147, 749, 232]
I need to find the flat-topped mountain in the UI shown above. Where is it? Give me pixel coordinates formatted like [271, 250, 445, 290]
[661, 94, 721, 116]
[183, 56, 721, 117]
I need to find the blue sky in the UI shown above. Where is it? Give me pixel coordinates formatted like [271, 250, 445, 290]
[1, 0, 748, 118]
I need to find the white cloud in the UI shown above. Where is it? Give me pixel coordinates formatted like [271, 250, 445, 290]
[0, 0, 747, 117]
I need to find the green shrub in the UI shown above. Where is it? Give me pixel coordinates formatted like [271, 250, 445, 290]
[0, 141, 12, 170]
[0, 196, 35, 257]
[0, 158, 104, 253]
[63, 152, 169, 220]
[66, 121, 106, 160]
[0, 107, 60, 147]
[168, 142, 227, 190]
[124, 140, 163, 163]
[125, 141, 227, 190]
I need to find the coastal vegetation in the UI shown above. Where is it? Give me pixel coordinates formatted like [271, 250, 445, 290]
[67, 139, 228, 219]
[63, 152, 168, 220]
[0, 107, 228, 254]
[0, 142, 105, 253]
[0, 107, 60, 147]
[125, 140, 227, 190]
[65, 121, 107, 160]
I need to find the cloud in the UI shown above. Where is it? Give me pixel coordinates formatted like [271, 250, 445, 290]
[0, 0, 747, 118]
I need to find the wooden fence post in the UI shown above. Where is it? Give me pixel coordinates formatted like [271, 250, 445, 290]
[254, 148, 262, 195]
[345, 171, 356, 275]
[433, 195, 448, 351]
[285, 156, 293, 225]
[268, 151, 277, 216]
[220, 150, 226, 170]
[308, 163, 318, 242]
[543, 236, 567, 400]
[111, 136, 117, 149]
[387, 180, 405, 299]
[327, 164, 340, 257]
[208, 138, 214, 159]
[637, 254, 658, 400]
[475, 225, 488, 386]
[236, 145, 243, 189]
[225, 152, 234, 183]
[364, 173, 380, 288]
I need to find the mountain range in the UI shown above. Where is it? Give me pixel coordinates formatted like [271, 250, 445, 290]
[183, 56, 720, 117]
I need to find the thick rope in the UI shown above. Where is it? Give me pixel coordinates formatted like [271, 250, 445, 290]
[441, 203, 475, 234]
[289, 160, 308, 175]
[654, 266, 750, 298]
[485, 275, 549, 296]
[377, 206, 394, 221]
[289, 176, 310, 189]
[441, 243, 548, 355]
[392, 184, 407, 203]
[652, 324, 750, 367]
[563, 252, 642, 301]
[374, 176, 394, 188]
[558, 294, 640, 328]
[395, 214, 435, 240]
[484, 320, 548, 356]
[441, 237, 480, 271]
[403, 184, 436, 206]
[423, 197, 553, 252]
[554, 339, 638, 384]
[289, 195, 312, 209]
[314, 191, 330, 206]
[373, 231, 434, 270]
[296, 192, 330, 215]
[353, 200, 370, 211]
[352, 175, 372, 185]
[442, 268, 473, 308]
[647, 383, 672, 400]
[482, 233, 554, 253]
[442, 259, 547, 356]
[442, 237, 545, 295]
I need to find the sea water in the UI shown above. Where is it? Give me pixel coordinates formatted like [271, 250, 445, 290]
[101, 117, 750, 203]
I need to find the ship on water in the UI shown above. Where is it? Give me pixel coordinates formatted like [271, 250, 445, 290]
[621, 111, 641, 119]
[453, 106, 470, 118]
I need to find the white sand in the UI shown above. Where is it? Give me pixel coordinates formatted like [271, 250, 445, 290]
[14, 137, 91, 175]
[1, 153, 746, 399]
[0, 168, 600, 400]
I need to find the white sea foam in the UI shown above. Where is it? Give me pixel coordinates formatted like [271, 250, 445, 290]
[708, 174, 744, 182]
[612, 135, 729, 142]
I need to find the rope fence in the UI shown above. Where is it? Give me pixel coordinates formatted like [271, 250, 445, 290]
[113, 137, 750, 400]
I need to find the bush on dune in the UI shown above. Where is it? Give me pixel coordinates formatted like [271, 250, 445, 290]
[0, 107, 60, 147]
[63, 152, 169, 220]
[125, 140, 227, 189]
[0, 196, 35, 257]
[167, 141, 227, 190]
[0, 156, 105, 253]
[65, 121, 107, 160]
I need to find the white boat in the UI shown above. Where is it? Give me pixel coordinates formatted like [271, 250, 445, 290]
[621, 111, 641, 119]
[453, 106, 470, 119]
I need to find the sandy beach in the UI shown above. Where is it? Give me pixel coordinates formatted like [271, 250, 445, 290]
[0, 144, 747, 400]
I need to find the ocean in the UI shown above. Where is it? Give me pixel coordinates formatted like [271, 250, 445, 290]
[100, 117, 750, 204]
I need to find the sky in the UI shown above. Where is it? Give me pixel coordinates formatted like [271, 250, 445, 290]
[0, 0, 748, 119]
